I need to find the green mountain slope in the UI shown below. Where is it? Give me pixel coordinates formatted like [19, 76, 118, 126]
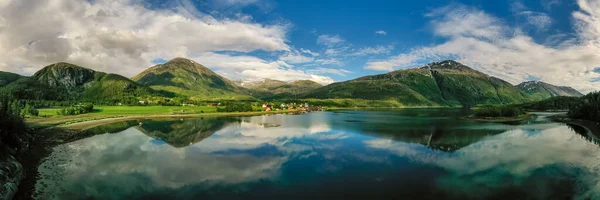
[517, 81, 583, 101]
[303, 60, 529, 107]
[2, 62, 155, 102]
[132, 57, 254, 101]
[0, 71, 22, 87]
[243, 79, 322, 99]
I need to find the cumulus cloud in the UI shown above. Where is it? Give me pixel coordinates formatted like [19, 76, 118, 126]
[375, 30, 387, 35]
[0, 0, 335, 84]
[192, 53, 334, 84]
[365, 2, 600, 93]
[307, 67, 352, 76]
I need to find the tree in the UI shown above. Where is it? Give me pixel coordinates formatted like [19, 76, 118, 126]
[21, 103, 39, 117]
[0, 94, 28, 150]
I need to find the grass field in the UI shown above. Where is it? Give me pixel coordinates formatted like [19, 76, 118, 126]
[38, 106, 219, 117]
[29, 105, 268, 128]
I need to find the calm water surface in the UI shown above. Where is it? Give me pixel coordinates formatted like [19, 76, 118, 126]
[35, 109, 600, 199]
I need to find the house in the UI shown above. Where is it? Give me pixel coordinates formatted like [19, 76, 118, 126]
[138, 100, 145, 104]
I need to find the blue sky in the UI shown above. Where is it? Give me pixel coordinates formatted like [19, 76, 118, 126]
[0, 0, 599, 92]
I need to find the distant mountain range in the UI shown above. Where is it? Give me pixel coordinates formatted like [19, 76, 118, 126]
[517, 81, 583, 101]
[0, 58, 584, 106]
[0, 71, 21, 87]
[301, 60, 582, 106]
[242, 78, 322, 99]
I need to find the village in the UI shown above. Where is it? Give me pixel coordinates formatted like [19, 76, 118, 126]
[261, 102, 324, 112]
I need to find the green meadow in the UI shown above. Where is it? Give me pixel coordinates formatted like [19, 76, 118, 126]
[38, 106, 219, 117]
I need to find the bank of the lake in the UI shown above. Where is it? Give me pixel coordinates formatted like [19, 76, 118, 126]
[27, 106, 309, 129]
[15, 108, 309, 199]
[25, 109, 600, 199]
[15, 107, 599, 199]
[468, 114, 533, 123]
[548, 114, 600, 136]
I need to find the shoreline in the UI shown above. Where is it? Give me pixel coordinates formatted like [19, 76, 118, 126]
[14, 127, 87, 199]
[15, 109, 307, 199]
[548, 115, 600, 136]
[28, 109, 307, 131]
[27, 106, 464, 131]
[14, 109, 599, 199]
[467, 114, 533, 123]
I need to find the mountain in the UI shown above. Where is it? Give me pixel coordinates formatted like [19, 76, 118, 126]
[243, 79, 287, 89]
[517, 81, 583, 100]
[243, 79, 322, 99]
[132, 57, 254, 101]
[0, 71, 22, 87]
[302, 60, 529, 107]
[2, 62, 155, 102]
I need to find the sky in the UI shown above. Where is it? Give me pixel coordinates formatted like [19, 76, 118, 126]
[0, 0, 599, 93]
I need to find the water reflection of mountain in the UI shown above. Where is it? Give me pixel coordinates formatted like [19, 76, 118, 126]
[330, 110, 507, 152]
[567, 122, 600, 146]
[134, 117, 239, 148]
[348, 122, 505, 152]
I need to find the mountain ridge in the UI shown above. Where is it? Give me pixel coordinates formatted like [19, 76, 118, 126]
[132, 57, 255, 101]
[2, 62, 155, 102]
[517, 81, 583, 100]
[242, 78, 322, 99]
[0, 71, 22, 87]
[0, 58, 584, 106]
[303, 60, 530, 106]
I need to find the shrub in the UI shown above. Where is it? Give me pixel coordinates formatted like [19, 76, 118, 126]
[0, 95, 28, 150]
[21, 103, 39, 117]
[474, 105, 524, 117]
[217, 103, 253, 112]
[568, 91, 600, 122]
[57, 103, 95, 116]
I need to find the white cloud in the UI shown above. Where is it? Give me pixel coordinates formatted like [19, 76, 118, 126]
[315, 58, 343, 66]
[317, 34, 344, 46]
[518, 11, 553, 30]
[300, 48, 320, 56]
[307, 67, 352, 76]
[351, 45, 394, 56]
[511, 2, 553, 30]
[542, 0, 562, 10]
[364, 3, 600, 93]
[191, 52, 334, 84]
[375, 30, 387, 35]
[279, 50, 315, 64]
[0, 0, 290, 77]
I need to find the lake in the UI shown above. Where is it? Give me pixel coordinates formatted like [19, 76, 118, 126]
[34, 109, 600, 199]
